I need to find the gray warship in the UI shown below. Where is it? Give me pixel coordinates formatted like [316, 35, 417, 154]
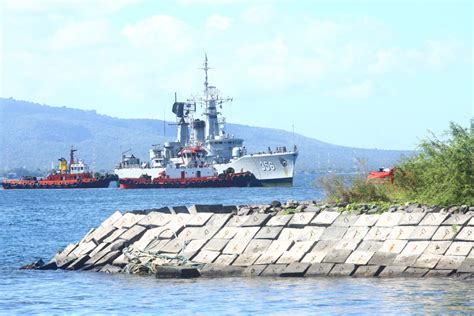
[115, 56, 298, 186]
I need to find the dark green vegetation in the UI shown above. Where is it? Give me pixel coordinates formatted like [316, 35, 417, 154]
[0, 98, 413, 172]
[318, 122, 474, 206]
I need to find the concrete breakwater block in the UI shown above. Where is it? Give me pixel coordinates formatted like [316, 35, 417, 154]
[188, 204, 231, 214]
[67, 255, 90, 270]
[320, 227, 347, 241]
[387, 226, 415, 240]
[368, 252, 397, 266]
[457, 258, 474, 273]
[155, 266, 201, 279]
[432, 226, 458, 241]
[193, 250, 220, 264]
[37, 204, 473, 279]
[312, 211, 340, 226]
[241, 214, 271, 227]
[267, 214, 293, 227]
[200, 264, 245, 277]
[378, 266, 407, 278]
[244, 239, 272, 254]
[442, 214, 472, 226]
[301, 251, 328, 263]
[353, 265, 383, 277]
[288, 212, 316, 227]
[260, 264, 288, 277]
[233, 253, 260, 266]
[243, 265, 267, 277]
[214, 254, 237, 265]
[353, 215, 380, 227]
[399, 213, 425, 226]
[332, 215, 359, 227]
[280, 263, 311, 277]
[343, 227, 370, 240]
[455, 227, 474, 241]
[138, 212, 172, 228]
[255, 226, 283, 239]
[186, 213, 213, 227]
[375, 213, 403, 227]
[379, 240, 408, 254]
[206, 214, 232, 229]
[420, 213, 449, 226]
[357, 241, 383, 252]
[323, 249, 352, 263]
[202, 239, 229, 252]
[100, 264, 123, 274]
[305, 263, 334, 276]
[255, 240, 294, 265]
[328, 264, 356, 276]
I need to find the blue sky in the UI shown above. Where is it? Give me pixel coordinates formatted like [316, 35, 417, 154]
[1, 0, 472, 150]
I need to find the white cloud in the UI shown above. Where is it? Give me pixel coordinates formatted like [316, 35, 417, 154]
[5, 0, 139, 14]
[122, 15, 192, 53]
[408, 39, 464, 68]
[238, 39, 288, 63]
[330, 80, 375, 100]
[368, 48, 400, 74]
[206, 14, 233, 31]
[368, 39, 465, 74]
[50, 20, 109, 50]
[180, 0, 242, 5]
[243, 6, 274, 24]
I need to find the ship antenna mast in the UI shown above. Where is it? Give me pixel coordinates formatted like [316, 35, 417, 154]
[69, 145, 77, 172]
[203, 53, 209, 97]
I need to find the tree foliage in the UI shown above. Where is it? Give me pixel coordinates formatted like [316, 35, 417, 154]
[395, 122, 474, 205]
[317, 122, 473, 206]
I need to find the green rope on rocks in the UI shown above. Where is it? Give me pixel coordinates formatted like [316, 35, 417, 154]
[122, 247, 204, 275]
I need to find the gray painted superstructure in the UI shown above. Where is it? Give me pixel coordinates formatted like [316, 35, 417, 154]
[115, 56, 298, 185]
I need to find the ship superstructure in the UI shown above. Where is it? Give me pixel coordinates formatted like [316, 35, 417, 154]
[2, 147, 116, 189]
[115, 56, 298, 186]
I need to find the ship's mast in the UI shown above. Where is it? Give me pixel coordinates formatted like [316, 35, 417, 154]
[203, 54, 209, 97]
[200, 55, 232, 140]
[69, 146, 77, 170]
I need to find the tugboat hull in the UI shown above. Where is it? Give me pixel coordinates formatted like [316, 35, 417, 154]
[119, 172, 260, 189]
[1, 176, 117, 189]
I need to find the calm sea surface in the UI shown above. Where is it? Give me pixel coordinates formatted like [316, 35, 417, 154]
[0, 174, 472, 314]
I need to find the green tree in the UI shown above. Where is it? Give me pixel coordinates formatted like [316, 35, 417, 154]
[317, 122, 473, 206]
[396, 122, 474, 205]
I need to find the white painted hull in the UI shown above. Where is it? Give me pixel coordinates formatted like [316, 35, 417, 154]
[114, 151, 298, 186]
[214, 152, 297, 185]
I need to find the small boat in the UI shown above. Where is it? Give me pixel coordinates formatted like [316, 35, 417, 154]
[1, 147, 117, 189]
[118, 145, 261, 189]
[367, 168, 395, 183]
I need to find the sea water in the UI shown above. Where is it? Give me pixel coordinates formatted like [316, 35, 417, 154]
[0, 174, 472, 314]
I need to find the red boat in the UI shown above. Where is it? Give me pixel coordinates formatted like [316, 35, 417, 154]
[119, 171, 260, 189]
[2, 147, 117, 189]
[367, 168, 395, 183]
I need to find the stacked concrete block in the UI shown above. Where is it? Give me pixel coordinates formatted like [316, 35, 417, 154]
[42, 203, 473, 279]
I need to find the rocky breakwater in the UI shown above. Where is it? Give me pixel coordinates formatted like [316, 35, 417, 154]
[35, 202, 474, 279]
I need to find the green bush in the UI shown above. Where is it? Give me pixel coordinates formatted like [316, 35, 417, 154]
[395, 122, 474, 205]
[317, 122, 473, 206]
[317, 173, 390, 203]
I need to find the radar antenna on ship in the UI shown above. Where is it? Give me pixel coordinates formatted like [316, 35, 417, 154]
[196, 54, 233, 140]
[69, 145, 77, 172]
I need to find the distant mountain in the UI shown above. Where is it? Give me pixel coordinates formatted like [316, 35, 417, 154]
[0, 98, 415, 173]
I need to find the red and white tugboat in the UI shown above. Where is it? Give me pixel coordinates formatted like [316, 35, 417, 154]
[118, 145, 260, 189]
[1, 147, 117, 189]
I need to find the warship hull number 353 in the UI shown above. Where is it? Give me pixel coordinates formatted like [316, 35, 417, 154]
[115, 56, 298, 187]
